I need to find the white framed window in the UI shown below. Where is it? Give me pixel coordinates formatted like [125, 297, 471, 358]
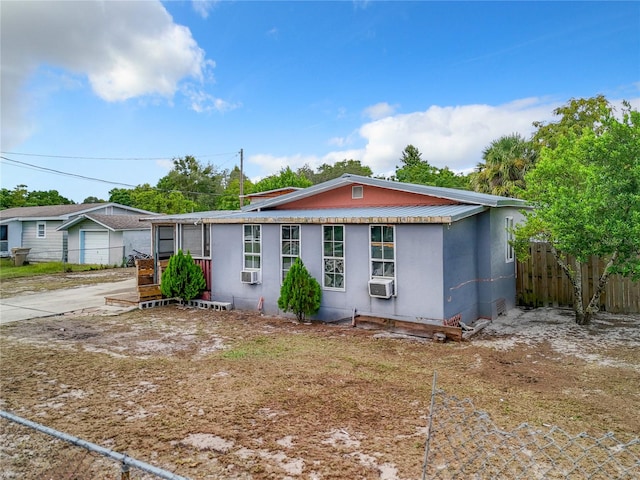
[370, 225, 395, 279]
[323, 225, 345, 290]
[352, 185, 363, 199]
[281, 225, 300, 281]
[37, 222, 46, 238]
[179, 224, 210, 258]
[243, 225, 261, 270]
[505, 217, 515, 263]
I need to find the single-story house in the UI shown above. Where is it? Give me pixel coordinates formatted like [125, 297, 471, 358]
[0, 203, 156, 263]
[147, 174, 529, 326]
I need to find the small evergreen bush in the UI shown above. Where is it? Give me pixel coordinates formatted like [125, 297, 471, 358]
[277, 258, 322, 322]
[160, 249, 206, 301]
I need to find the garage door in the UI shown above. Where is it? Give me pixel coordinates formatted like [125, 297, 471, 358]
[82, 231, 109, 264]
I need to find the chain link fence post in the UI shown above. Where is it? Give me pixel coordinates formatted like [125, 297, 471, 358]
[421, 370, 438, 480]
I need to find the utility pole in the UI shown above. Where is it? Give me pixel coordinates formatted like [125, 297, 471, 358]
[239, 148, 244, 208]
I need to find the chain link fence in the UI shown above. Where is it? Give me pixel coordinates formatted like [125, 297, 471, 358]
[0, 411, 189, 480]
[2, 377, 638, 479]
[4, 246, 130, 267]
[421, 373, 640, 479]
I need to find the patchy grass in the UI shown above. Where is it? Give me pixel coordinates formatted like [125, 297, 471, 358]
[0, 306, 638, 479]
[0, 259, 116, 280]
[0, 264, 134, 298]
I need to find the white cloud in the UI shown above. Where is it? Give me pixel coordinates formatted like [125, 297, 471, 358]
[358, 97, 575, 174]
[0, 0, 216, 149]
[357, 98, 560, 173]
[182, 85, 241, 113]
[249, 98, 563, 178]
[249, 153, 319, 176]
[242, 95, 640, 180]
[363, 102, 398, 120]
[192, 0, 217, 19]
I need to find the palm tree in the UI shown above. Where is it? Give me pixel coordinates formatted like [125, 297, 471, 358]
[471, 133, 537, 197]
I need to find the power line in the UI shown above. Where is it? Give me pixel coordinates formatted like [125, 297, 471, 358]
[0, 155, 240, 198]
[1, 156, 137, 188]
[1, 151, 239, 161]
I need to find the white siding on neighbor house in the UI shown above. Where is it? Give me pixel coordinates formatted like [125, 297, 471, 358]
[22, 220, 66, 261]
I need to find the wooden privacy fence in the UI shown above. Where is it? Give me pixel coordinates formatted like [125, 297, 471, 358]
[517, 242, 640, 314]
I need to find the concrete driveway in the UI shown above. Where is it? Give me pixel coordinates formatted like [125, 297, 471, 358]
[0, 278, 137, 324]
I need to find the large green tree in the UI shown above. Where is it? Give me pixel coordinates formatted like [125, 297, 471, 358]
[470, 133, 537, 197]
[253, 166, 313, 193]
[394, 145, 469, 188]
[129, 184, 197, 214]
[108, 187, 133, 206]
[1, 185, 74, 209]
[514, 102, 640, 325]
[82, 196, 106, 204]
[156, 155, 225, 211]
[303, 159, 373, 184]
[0, 186, 28, 209]
[531, 94, 611, 150]
[217, 166, 254, 210]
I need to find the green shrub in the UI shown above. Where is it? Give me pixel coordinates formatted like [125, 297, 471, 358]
[277, 258, 322, 322]
[160, 250, 206, 301]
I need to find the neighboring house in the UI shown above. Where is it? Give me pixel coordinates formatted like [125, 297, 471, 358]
[147, 174, 529, 326]
[0, 203, 156, 263]
[57, 214, 152, 265]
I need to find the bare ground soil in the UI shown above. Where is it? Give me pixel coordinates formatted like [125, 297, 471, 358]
[0, 272, 638, 479]
[0, 267, 134, 299]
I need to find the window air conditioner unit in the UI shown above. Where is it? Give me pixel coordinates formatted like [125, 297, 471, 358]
[241, 270, 259, 284]
[368, 278, 394, 299]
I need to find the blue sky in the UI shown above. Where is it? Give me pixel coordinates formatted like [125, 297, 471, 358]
[1, 1, 638, 204]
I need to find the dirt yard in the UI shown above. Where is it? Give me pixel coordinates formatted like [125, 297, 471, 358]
[1, 272, 639, 479]
[0, 267, 134, 299]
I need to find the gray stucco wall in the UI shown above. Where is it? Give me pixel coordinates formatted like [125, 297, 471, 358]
[209, 222, 447, 323]
[442, 216, 481, 323]
[391, 224, 444, 322]
[487, 207, 525, 315]
[442, 208, 524, 321]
